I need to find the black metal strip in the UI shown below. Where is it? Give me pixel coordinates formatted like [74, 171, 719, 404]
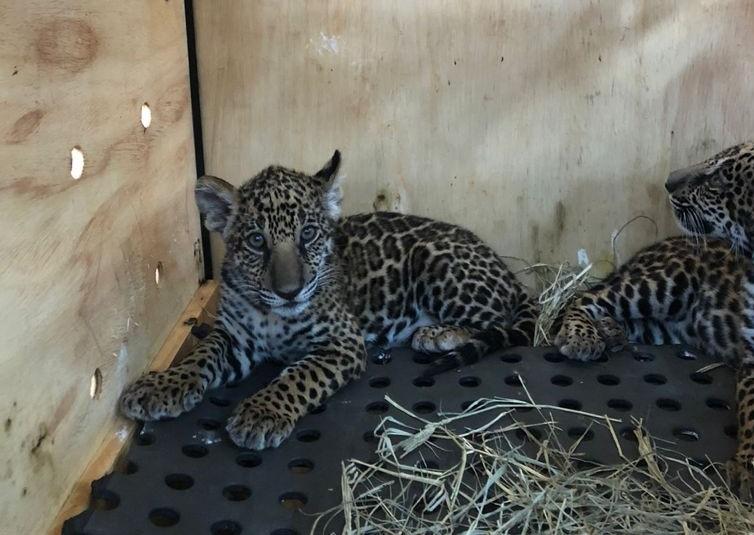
[184, 0, 214, 282]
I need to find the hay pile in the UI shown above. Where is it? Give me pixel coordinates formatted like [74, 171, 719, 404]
[312, 397, 754, 534]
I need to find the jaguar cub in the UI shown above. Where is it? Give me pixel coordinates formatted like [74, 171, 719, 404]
[120, 151, 536, 449]
[556, 142, 754, 492]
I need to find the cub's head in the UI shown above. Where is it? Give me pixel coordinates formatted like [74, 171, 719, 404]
[196, 151, 342, 316]
[666, 142, 754, 255]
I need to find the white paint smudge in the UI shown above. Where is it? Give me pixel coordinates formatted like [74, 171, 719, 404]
[115, 426, 129, 442]
[577, 248, 590, 267]
[310, 32, 341, 55]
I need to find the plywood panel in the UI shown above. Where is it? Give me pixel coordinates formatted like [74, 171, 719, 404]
[195, 0, 754, 278]
[0, 2, 201, 533]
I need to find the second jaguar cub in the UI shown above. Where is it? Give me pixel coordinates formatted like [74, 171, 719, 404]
[556, 142, 754, 492]
[120, 151, 536, 449]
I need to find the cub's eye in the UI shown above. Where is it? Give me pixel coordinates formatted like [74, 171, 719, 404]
[301, 225, 317, 243]
[249, 232, 265, 250]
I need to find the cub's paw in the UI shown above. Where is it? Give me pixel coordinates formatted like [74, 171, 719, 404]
[411, 325, 470, 354]
[726, 456, 754, 502]
[554, 316, 606, 362]
[119, 369, 205, 421]
[226, 398, 296, 450]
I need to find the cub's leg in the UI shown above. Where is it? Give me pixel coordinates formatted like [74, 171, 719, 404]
[226, 335, 366, 450]
[729, 364, 754, 500]
[120, 329, 242, 420]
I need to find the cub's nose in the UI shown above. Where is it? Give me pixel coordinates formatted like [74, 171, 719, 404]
[665, 169, 687, 194]
[274, 285, 302, 301]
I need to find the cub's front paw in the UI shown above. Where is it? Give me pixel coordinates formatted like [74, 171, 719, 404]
[226, 398, 296, 450]
[554, 316, 605, 362]
[119, 369, 205, 421]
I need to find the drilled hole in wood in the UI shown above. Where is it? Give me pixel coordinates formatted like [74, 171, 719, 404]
[140, 102, 152, 129]
[70, 146, 84, 179]
[155, 261, 163, 286]
[89, 368, 102, 399]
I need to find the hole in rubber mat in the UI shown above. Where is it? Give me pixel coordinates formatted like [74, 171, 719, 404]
[91, 489, 119, 511]
[288, 458, 314, 474]
[678, 349, 698, 360]
[515, 427, 543, 441]
[574, 457, 602, 470]
[500, 353, 522, 363]
[558, 399, 582, 410]
[296, 429, 320, 443]
[270, 530, 299, 535]
[413, 376, 435, 387]
[165, 473, 194, 490]
[644, 373, 667, 385]
[597, 374, 620, 386]
[544, 352, 565, 363]
[412, 353, 432, 364]
[369, 376, 390, 388]
[211, 520, 243, 535]
[209, 396, 231, 407]
[198, 418, 222, 431]
[114, 458, 138, 475]
[182, 444, 208, 458]
[366, 401, 389, 414]
[223, 484, 252, 501]
[690, 372, 713, 385]
[567, 427, 594, 441]
[551, 374, 573, 387]
[505, 374, 524, 386]
[633, 352, 655, 362]
[706, 397, 731, 411]
[607, 398, 633, 412]
[416, 459, 440, 470]
[236, 452, 262, 467]
[459, 376, 481, 387]
[363, 431, 379, 443]
[620, 427, 639, 442]
[724, 425, 738, 438]
[673, 428, 700, 442]
[413, 401, 436, 414]
[149, 508, 180, 527]
[135, 432, 155, 446]
[656, 398, 681, 411]
[310, 404, 326, 414]
[279, 492, 308, 511]
[371, 349, 392, 365]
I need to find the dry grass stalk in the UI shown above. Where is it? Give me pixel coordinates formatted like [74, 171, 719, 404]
[311, 397, 754, 535]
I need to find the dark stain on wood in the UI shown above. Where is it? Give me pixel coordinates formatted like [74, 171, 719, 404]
[35, 19, 98, 73]
[6, 109, 44, 144]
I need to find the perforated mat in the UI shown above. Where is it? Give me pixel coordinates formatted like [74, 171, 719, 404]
[64, 345, 737, 535]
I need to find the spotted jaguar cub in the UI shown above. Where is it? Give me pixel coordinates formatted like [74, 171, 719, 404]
[120, 151, 536, 449]
[556, 142, 754, 493]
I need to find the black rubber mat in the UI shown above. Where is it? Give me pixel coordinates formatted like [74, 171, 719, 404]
[65, 345, 737, 535]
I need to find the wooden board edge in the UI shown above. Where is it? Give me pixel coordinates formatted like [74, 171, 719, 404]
[48, 279, 220, 535]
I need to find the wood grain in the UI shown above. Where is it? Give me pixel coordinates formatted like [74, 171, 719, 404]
[0, 2, 202, 533]
[194, 0, 754, 278]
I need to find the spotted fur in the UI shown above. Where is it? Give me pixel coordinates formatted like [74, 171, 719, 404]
[556, 142, 754, 495]
[120, 151, 536, 449]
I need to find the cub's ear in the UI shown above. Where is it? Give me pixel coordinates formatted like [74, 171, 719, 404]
[195, 175, 237, 234]
[314, 150, 341, 182]
[314, 150, 343, 220]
